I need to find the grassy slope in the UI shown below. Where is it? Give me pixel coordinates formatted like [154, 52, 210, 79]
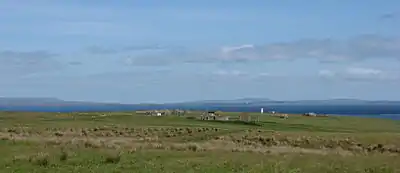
[0, 111, 400, 172]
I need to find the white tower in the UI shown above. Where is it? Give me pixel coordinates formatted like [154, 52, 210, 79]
[260, 108, 264, 114]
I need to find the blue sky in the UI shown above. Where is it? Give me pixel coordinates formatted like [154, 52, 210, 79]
[1, 1, 400, 103]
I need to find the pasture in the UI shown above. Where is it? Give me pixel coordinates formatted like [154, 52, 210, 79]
[0, 111, 400, 172]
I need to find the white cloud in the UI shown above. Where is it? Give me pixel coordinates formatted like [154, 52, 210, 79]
[318, 70, 336, 77]
[221, 44, 254, 54]
[346, 67, 382, 76]
[212, 70, 274, 79]
[85, 45, 166, 55]
[214, 70, 247, 76]
[318, 67, 399, 82]
[258, 72, 271, 76]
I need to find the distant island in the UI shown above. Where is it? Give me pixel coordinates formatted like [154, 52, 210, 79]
[1, 97, 400, 120]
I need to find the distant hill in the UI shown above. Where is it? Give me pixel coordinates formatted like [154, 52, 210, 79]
[1, 97, 400, 108]
[1, 97, 400, 118]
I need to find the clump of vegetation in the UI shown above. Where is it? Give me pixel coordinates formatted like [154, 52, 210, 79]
[84, 140, 102, 148]
[0, 134, 11, 141]
[28, 152, 50, 167]
[224, 134, 400, 154]
[104, 151, 122, 164]
[186, 143, 203, 152]
[54, 131, 64, 137]
[59, 149, 68, 162]
[128, 147, 137, 153]
[11, 155, 29, 163]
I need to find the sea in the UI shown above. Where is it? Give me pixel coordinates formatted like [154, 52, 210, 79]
[1, 104, 400, 120]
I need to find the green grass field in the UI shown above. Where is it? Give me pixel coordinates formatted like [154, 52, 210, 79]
[1, 111, 400, 172]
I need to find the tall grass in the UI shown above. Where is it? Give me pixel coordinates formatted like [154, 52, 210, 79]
[0, 111, 399, 172]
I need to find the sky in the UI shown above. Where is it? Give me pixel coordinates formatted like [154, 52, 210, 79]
[1, 0, 400, 103]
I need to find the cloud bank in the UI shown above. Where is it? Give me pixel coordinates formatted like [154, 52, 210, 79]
[318, 67, 399, 82]
[89, 34, 400, 66]
[0, 50, 63, 76]
[219, 35, 400, 62]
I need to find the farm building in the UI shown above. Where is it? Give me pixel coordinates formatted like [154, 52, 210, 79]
[303, 112, 317, 117]
[201, 111, 229, 121]
[136, 109, 187, 116]
[303, 112, 329, 117]
[171, 109, 186, 116]
[207, 111, 218, 116]
[201, 111, 215, 120]
[136, 110, 167, 116]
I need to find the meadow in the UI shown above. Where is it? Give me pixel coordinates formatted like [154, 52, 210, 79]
[0, 111, 400, 172]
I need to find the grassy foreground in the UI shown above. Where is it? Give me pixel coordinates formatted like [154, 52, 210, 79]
[0, 111, 400, 172]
